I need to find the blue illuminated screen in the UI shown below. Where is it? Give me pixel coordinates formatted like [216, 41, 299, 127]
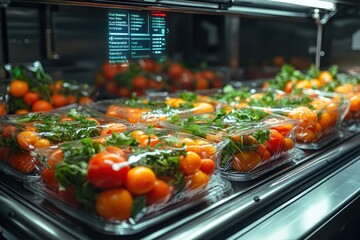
[108, 10, 167, 63]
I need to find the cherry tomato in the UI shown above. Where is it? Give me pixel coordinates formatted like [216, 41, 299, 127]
[146, 179, 171, 206]
[17, 131, 39, 151]
[265, 129, 285, 155]
[284, 137, 295, 150]
[2, 125, 16, 138]
[257, 144, 272, 162]
[199, 159, 215, 175]
[180, 151, 202, 175]
[87, 152, 129, 189]
[34, 138, 51, 149]
[104, 123, 127, 134]
[125, 166, 156, 195]
[271, 124, 294, 136]
[0, 147, 10, 161]
[58, 186, 78, 206]
[137, 134, 161, 147]
[41, 168, 59, 192]
[8, 152, 37, 173]
[104, 146, 126, 156]
[284, 81, 293, 93]
[48, 149, 64, 168]
[187, 170, 209, 190]
[96, 188, 133, 220]
[232, 151, 262, 172]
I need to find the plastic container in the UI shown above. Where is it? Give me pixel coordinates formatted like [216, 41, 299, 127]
[4, 61, 97, 114]
[317, 82, 360, 132]
[159, 108, 299, 181]
[90, 94, 216, 125]
[27, 127, 229, 234]
[0, 106, 133, 180]
[219, 89, 349, 149]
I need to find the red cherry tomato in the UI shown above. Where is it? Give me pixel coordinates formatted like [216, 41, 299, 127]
[87, 152, 129, 189]
[265, 129, 286, 155]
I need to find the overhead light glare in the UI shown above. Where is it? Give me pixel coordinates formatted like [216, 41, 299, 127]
[228, 6, 307, 18]
[270, 0, 335, 10]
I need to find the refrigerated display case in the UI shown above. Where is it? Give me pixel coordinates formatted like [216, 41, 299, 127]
[1, 1, 360, 239]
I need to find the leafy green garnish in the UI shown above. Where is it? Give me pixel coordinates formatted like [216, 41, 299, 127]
[267, 64, 305, 90]
[132, 196, 147, 219]
[131, 149, 186, 191]
[249, 91, 312, 108]
[16, 110, 101, 143]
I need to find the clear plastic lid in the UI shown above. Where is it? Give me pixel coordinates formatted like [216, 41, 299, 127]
[215, 89, 348, 149]
[246, 92, 349, 149]
[0, 106, 134, 180]
[90, 94, 216, 125]
[159, 108, 299, 181]
[4, 61, 97, 114]
[28, 127, 229, 234]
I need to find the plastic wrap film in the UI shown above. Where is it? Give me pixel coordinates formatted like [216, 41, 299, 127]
[159, 108, 300, 181]
[210, 87, 349, 149]
[90, 93, 216, 125]
[0, 106, 134, 180]
[26, 127, 229, 234]
[4, 61, 96, 114]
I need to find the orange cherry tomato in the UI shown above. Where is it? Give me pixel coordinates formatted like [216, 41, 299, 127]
[96, 188, 133, 221]
[78, 96, 93, 105]
[137, 134, 161, 147]
[104, 123, 127, 134]
[257, 144, 272, 162]
[34, 138, 51, 149]
[180, 151, 202, 175]
[51, 93, 68, 108]
[23, 92, 40, 106]
[125, 166, 156, 195]
[17, 131, 39, 150]
[9, 80, 29, 98]
[32, 100, 53, 112]
[232, 151, 262, 172]
[15, 109, 30, 114]
[192, 102, 214, 114]
[146, 179, 171, 206]
[187, 170, 209, 190]
[318, 70, 333, 84]
[284, 137, 295, 151]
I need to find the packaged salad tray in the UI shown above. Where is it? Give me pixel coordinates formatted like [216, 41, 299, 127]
[213, 87, 349, 149]
[159, 108, 301, 181]
[90, 93, 216, 125]
[0, 106, 133, 180]
[26, 127, 230, 234]
[246, 91, 349, 149]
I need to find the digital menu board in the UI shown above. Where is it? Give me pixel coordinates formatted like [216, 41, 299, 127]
[108, 10, 167, 63]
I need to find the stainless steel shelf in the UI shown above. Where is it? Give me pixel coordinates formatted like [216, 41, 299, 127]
[6, 0, 337, 20]
[0, 128, 359, 239]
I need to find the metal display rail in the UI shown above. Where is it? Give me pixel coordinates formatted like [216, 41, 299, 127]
[0, 128, 359, 239]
